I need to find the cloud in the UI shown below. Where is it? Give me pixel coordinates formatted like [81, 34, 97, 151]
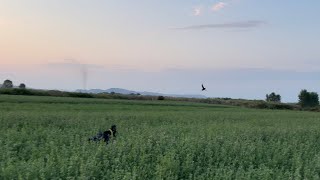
[174, 21, 266, 30]
[193, 7, 202, 16]
[212, 2, 227, 11]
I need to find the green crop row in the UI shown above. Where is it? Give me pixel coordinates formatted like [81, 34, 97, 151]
[1, 95, 320, 179]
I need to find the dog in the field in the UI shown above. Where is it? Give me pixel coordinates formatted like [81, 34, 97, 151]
[89, 125, 117, 144]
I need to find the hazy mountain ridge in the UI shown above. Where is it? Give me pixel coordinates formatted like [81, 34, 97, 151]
[76, 88, 207, 99]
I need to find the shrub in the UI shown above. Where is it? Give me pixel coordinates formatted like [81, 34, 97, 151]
[298, 89, 319, 108]
[12, 89, 33, 95]
[158, 96, 165, 100]
[266, 92, 281, 103]
[68, 92, 94, 98]
[19, 83, 26, 89]
[1, 80, 13, 89]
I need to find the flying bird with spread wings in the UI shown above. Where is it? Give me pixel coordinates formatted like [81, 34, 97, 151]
[202, 84, 206, 91]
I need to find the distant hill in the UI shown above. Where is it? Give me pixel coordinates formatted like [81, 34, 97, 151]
[76, 88, 207, 99]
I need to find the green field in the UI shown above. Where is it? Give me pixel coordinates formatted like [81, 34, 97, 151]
[1, 95, 320, 179]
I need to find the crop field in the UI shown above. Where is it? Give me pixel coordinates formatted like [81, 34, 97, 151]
[1, 95, 320, 179]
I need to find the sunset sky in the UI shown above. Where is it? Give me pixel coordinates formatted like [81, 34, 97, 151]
[1, 0, 320, 102]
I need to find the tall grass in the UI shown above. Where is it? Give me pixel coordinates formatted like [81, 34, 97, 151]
[1, 95, 320, 179]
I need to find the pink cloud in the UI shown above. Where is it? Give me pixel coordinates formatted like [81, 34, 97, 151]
[212, 2, 227, 11]
[193, 7, 202, 16]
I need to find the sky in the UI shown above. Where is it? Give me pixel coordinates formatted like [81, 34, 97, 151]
[0, 0, 320, 102]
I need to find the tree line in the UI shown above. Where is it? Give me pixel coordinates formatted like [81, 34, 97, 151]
[266, 90, 319, 107]
[1, 79, 319, 108]
[1, 79, 26, 89]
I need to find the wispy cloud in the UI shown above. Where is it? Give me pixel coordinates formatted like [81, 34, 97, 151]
[193, 7, 202, 16]
[174, 21, 266, 30]
[212, 2, 227, 11]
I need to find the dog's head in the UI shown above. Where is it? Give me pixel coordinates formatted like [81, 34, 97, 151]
[111, 125, 117, 132]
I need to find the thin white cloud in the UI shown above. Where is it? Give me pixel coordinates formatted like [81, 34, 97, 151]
[212, 2, 227, 11]
[174, 21, 266, 30]
[193, 7, 202, 16]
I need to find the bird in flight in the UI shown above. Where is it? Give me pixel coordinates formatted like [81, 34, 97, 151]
[201, 84, 206, 91]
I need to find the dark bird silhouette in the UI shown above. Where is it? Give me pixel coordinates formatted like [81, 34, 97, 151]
[201, 84, 206, 91]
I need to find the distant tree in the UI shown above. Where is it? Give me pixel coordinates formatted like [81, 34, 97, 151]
[110, 92, 115, 95]
[136, 93, 141, 96]
[309, 92, 319, 107]
[266, 92, 281, 103]
[19, 83, 26, 89]
[299, 90, 309, 107]
[158, 96, 165, 100]
[1, 79, 13, 89]
[298, 89, 319, 107]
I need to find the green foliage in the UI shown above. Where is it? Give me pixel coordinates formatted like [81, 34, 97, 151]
[0, 88, 33, 95]
[194, 98, 299, 111]
[19, 83, 26, 89]
[1, 95, 320, 179]
[1, 79, 13, 89]
[298, 89, 319, 108]
[0, 88, 315, 111]
[266, 92, 281, 103]
[0, 89, 94, 98]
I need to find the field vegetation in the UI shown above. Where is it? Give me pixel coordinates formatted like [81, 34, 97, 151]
[1, 95, 320, 179]
[0, 88, 316, 111]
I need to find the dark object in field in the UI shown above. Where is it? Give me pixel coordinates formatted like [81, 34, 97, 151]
[202, 84, 206, 91]
[158, 96, 165, 100]
[88, 131, 103, 141]
[88, 125, 117, 144]
[103, 125, 117, 144]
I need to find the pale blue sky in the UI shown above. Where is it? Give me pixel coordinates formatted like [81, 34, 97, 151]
[0, 0, 320, 102]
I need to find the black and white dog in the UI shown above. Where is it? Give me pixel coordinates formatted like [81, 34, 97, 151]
[89, 125, 117, 144]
